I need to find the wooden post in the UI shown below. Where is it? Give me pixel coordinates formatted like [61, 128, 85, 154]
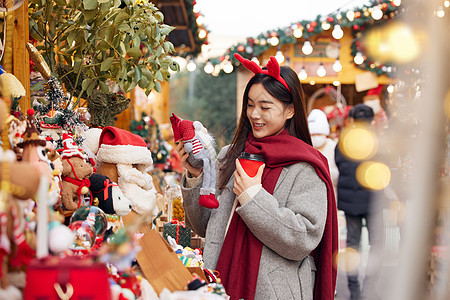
[13, 0, 30, 111]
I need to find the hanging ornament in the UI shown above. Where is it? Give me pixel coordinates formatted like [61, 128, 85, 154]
[298, 66, 307, 81]
[327, 16, 334, 23]
[237, 45, 245, 52]
[332, 25, 344, 39]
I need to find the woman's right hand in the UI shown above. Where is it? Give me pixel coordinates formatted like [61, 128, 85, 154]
[175, 141, 203, 178]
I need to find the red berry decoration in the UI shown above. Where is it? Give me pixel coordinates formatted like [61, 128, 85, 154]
[382, 3, 388, 10]
[311, 21, 317, 27]
[327, 16, 334, 23]
[353, 25, 359, 30]
[355, 11, 362, 18]
[307, 26, 314, 32]
[237, 45, 245, 52]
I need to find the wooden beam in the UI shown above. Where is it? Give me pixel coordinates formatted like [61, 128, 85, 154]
[13, 0, 30, 111]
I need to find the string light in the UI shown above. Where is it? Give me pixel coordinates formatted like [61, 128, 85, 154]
[223, 61, 233, 74]
[270, 36, 279, 46]
[333, 81, 340, 86]
[332, 24, 344, 39]
[204, 61, 214, 74]
[392, 0, 401, 6]
[445, 0, 450, 8]
[371, 6, 383, 20]
[333, 58, 343, 72]
[293, 27, 303, 38]
[321, 21, 331, 30]
[317, 63, 327, 77]
[354, 52, 365, 65]
[196, 15, 204, 26]
[251, 57, 260, 65]
[436, 6, 445, 18]
[346, 10, 355, 21]
[186, 59, 196, 72]
[302, 40, 313, 55]
[310, 81, 316, 85]
[298, 66, 307, 80]
[275, 49, 285, 63]
[198, 29, 207, 39]
[193, 3, 200, 13]
[387, 84, 395, 93]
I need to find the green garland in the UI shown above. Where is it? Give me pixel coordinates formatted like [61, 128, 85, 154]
[223, 0, 400, 77]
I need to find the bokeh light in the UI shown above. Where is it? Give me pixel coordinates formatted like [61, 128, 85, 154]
[363, 21, 426, 64]
[337, 248, 361, 272]
[356, 161, 391, 190]
[339, 125, 378, 161]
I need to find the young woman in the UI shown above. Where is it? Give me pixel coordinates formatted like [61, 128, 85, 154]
[176, 54, 338, 300]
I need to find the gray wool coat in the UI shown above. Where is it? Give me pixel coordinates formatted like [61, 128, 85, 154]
[181, 147, 327, 300]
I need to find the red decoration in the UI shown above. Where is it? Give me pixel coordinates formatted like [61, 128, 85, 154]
[27, 108, 35, 116]
[270, 31, 277, 37]
[237, 45, 245, 52]
[311, 21, 317, 27]
[136, 124, 143, 130]
[327, 16, 334, 23]
[353, 25, 360, 30]
[355, 11, 362, 18]
[382, 3, 388, 10]
[307, 26, 314, 32]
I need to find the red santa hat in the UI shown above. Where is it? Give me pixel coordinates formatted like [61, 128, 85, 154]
[364, 84, 383, 101]
[96, 126, 152, 168]
[170, 113, 182, 142]
[170, 113, 196, 141]
[59, 133, 87, 160]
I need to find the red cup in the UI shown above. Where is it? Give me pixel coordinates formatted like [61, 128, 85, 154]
[238, 152, 265, 177]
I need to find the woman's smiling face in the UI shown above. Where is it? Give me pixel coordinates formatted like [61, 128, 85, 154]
[246, 83, 294, 139]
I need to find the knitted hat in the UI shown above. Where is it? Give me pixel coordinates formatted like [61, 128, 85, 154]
[59, 133, 87, 160]
[179, 120, 195, 141]
[170, 113, 195, 141]
[351, 104, 374, 123]
[18, 109, 46, 148]
[308, 109, 330, 136]
[96, 126, 152, 168]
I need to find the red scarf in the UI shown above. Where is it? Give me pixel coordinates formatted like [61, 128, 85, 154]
[216, 130, 338, 300]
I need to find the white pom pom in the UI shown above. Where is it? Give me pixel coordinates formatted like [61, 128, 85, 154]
[49, 225, 75, 253]
[193, 121, 204, 131]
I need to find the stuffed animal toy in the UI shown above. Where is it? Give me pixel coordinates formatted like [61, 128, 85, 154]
[170, 113, 218, 209]
[89, 173, 132, 216]
[81, 127, 103, 166]
[60, 133, 94, 211]
[96, 126, 157, 215]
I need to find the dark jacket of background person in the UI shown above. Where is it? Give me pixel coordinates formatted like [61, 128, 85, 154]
[335, 147, 373, 216]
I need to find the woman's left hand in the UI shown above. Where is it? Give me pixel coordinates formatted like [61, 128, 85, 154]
[233, 159, 265, 197]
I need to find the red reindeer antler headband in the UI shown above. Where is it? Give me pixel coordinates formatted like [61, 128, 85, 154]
[233, 53, 290, 92]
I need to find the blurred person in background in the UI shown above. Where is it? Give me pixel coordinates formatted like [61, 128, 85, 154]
[308, 109, 339, 197]
[335, 104, 383, 300]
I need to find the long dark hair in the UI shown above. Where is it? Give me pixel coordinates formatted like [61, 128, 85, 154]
[218, 66, 311, 188]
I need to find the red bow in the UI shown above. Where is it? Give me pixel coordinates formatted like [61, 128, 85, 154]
[97, 179, 119, 202]
[233, 53, 290, 92]
[170, 219, 186, 244]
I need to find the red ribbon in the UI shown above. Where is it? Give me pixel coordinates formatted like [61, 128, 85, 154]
[170, 219, 186, 243]
[96, 179, 118, 201]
